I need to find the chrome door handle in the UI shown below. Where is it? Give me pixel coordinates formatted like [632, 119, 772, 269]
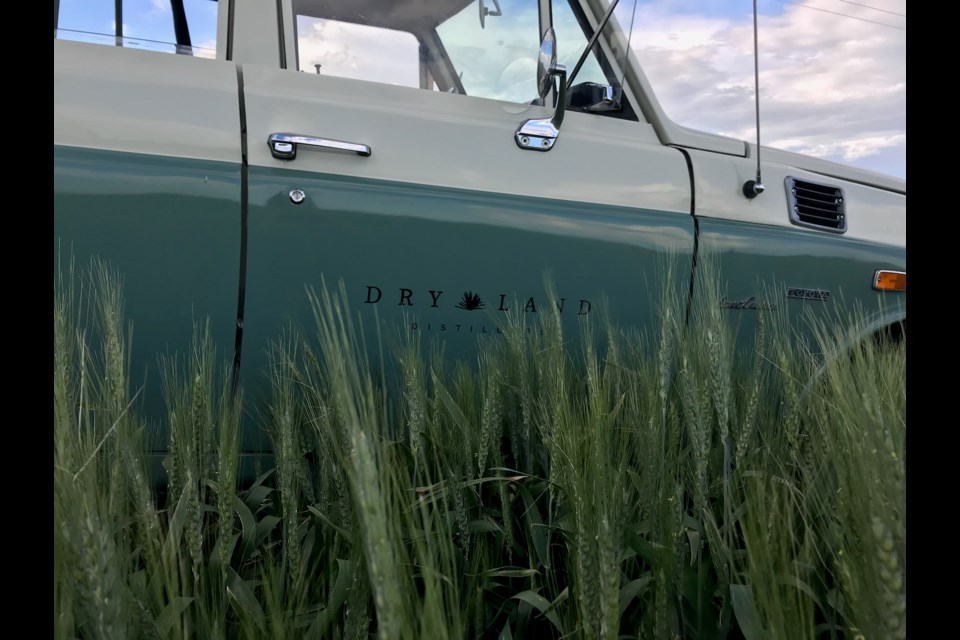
[268, 133, 372, 160]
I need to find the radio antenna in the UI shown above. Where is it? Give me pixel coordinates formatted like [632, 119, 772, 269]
[743, 0, 764, 199]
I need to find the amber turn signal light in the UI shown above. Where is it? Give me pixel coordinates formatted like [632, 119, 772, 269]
[873, 270, 906, 292]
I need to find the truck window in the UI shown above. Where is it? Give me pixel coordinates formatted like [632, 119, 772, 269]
[292, 0, 635, 116]
[552, 0, 606, 88]
[54, 0, 218, 58]
[434, 0, 541, 102]
[293, 0, 541, 102]
[295, 18, 423, 88]
[551, 0, 639, 120]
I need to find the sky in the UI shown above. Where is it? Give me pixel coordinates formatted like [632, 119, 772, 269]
[56, 0, 905, 180]
[625, 0, 906, 179]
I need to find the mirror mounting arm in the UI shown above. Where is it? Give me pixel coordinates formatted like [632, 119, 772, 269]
[550, 67, 567, 129]
[515, 66, 566, 152]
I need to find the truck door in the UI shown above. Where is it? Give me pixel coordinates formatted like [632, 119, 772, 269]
[54, 0, 242, 445]
[237, 0, 694, 448]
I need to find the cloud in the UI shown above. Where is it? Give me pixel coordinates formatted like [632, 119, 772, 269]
[297, 18, 422, 87]
[769, 134, 906, 161]
[194, 38, 217, 60]
[109, 20, 132, 34]
[626, 1, 905, 176]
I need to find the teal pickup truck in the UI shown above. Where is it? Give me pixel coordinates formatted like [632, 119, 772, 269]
[54, 0, 906, 451]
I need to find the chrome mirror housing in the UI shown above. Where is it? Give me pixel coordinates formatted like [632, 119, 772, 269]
[536, 27, 558, 101]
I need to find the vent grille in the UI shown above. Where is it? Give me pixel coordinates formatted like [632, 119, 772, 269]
[785, 177, 846, 233]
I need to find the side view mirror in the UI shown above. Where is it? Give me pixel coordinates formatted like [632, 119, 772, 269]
[479, 0, 502, 29]
[537, 27, 558, 101]
[516, 28, 566, 152]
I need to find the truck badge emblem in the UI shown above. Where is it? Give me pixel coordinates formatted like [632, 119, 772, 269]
[786, 287, 830, 301]
[719, 296, 776, 310]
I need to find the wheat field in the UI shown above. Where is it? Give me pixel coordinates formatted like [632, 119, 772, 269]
[54, 260, 905, 640]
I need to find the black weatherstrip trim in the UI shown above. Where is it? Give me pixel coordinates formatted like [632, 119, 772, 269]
[232, 66, 249, 395]
[226, 0, 235, 60]
[675, 146, 699, 326]
[171, 0, 192, 51]
[276, 0, 287, 68]
[115, 0, 123, 41]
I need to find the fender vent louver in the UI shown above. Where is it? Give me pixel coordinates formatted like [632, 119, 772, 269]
[785, 177, 846, 233]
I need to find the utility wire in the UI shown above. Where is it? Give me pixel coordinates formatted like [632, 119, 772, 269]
[769, 0, 905, 30]
[834, 0, 905, 18]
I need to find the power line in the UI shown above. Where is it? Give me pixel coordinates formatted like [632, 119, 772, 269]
[768, 0, 906, 30]
[833, 0, 906, 18]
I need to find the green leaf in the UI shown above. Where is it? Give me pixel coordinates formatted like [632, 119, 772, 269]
[244, 485, 274, 515]
[308, 505, 352, 539]
[514, 597, 534, 637]
[486, 568, 538, 578]
[416, 473, 529, 496]
[287, 604, 325, 631]
[227, 568, 266, 633]
[541, 586, 568, 617]
[626, 530, 661, 565]
[512, 589, 564, 633]
[241, 469, 275, 514]
[498, 621, 514, 640]
[619, 577, 653, 616]
[516, 483, 549, 569]
[826, 588, 846, 617]
[300, 528, 317, 577]
[468, 518, 503, 534]
[685, 528, 701, 566]
[254, 515, 281, 547]
[305, 559, 354, 639]
[155, 597, 194, 637]
[246, 468, 276, 493]
[702, 509, 732, 578]
[682, 513, 702, 532]
[163, 482, 191, 555]
[731, 501, 749, 524]
[209, 532, 240, 569]
[730, 584, 766, 640]
[233, 494, 258, 561]
[778, 573, 825, 612]
[432, 373, 472, 434]
[815, 622, 846, 635]
[129, 568, 147, 592]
